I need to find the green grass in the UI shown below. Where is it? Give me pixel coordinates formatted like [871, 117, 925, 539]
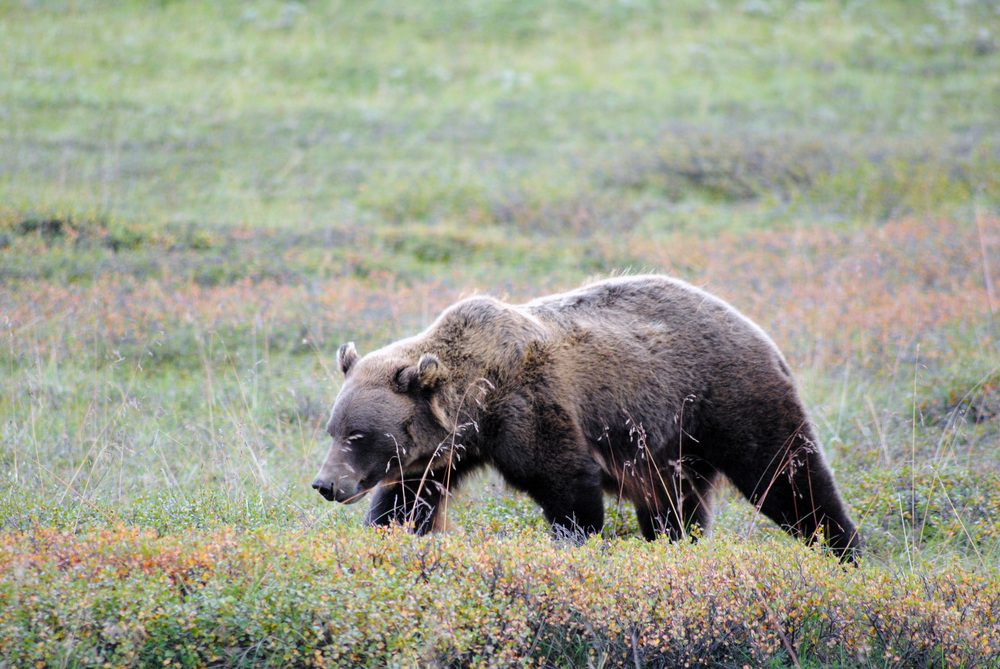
[4, 0, 998, 230]
[2, 0, 1000, 666]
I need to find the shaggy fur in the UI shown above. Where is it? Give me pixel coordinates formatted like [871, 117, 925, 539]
[313, 275, 861, 560]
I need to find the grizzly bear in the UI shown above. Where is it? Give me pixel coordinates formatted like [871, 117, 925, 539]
[312, 275, 861, 560]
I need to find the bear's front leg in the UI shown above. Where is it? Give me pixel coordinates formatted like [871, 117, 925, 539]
[531, 467, 605, 543]
[366, 474, 446, 535]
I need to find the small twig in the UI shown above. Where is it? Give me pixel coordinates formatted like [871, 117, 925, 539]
[408, 377, 492, 531]
[629, 628, 642, 669]
[976, 206, 997, 319]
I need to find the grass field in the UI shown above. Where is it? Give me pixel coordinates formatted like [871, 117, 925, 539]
[2, 1, 1000, 667]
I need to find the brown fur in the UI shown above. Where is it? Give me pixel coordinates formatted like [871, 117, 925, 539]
[313, 275, 861, 560]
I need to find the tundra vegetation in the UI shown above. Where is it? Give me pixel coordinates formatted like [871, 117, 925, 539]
[1, 1, 999, 667]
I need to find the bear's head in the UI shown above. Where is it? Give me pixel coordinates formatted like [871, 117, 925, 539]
[312, 341, 455, 504]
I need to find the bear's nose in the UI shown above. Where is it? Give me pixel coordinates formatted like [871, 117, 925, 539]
[312, 479, 336, 501]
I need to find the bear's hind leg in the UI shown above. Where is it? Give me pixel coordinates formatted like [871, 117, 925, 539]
[728, 428, 861, 562]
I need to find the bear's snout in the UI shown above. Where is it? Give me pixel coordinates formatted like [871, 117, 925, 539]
[311, 476, 370, 504]
[313, 441, 375, 504]
[311, 462, 372, 504]
[311, 479, 338, 502]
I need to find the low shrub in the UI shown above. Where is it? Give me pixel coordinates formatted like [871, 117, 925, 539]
[1, 525, 998, 668]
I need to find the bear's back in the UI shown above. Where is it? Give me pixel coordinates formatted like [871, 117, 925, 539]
[518, 275, 793, 412]
[522, 275, 770, 354]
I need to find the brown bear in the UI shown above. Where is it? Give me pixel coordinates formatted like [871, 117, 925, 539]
[312, 275, 861, 560]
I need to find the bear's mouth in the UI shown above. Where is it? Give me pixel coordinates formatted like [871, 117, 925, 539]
[337, 487, 372, 505]
[339, 473, 385, 503]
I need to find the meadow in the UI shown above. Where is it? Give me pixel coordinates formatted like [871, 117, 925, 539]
[1, 0, 999, 666]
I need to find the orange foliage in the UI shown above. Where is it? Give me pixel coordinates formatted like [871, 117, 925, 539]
[2, 216, 995, 374]
[637, 216, 999, 368]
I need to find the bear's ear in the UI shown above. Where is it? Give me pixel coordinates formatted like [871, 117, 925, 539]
[394, 353, 446, 393]
[337, 342, 359, 376]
